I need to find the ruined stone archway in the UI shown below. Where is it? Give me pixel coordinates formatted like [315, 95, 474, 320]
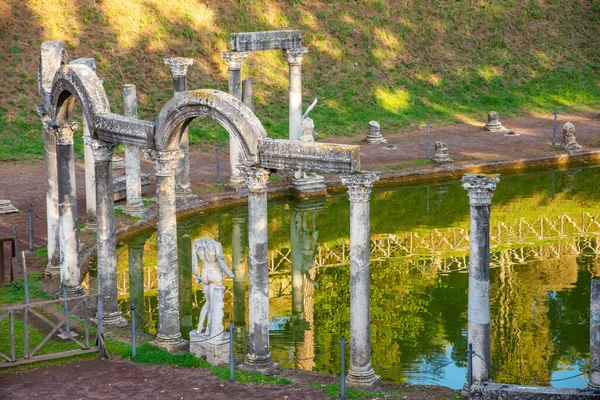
[153, 89, 266, 165]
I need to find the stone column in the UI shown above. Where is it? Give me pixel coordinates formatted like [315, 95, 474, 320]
[340, 172, 380, 389]
[151, 149, 188, 352]
[92, 140, 127, 326]
[42, 116, 61, 277]
[242, 77, 254, 112]
[290, 205, 305, 319]
[221, 51, 248, 187]
[239, 166, 279, 374]
[128, 232, 152, 319]
[164, 58, 196, 202]
[286, 47, 308, 142]
[461, 173, 500, 384]
[589, 279, 600, 391]
[123, 84, 145, 217]
[54, 122, 84, 296]
[231, 211, 247, 327]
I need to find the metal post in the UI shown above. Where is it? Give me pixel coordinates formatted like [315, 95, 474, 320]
[216, 144, 221, 184]
[22, 251, 29, 359]
[131, 299, 137, 358]
[63, 284, 70, 336]
[0, 241, 4, 283]
[426, 122, 431, 159]
[22, 251, 30, 304]
[467, 343, 473, 400]
[12, 227, 19, 276]
[97, 295, 104, 335]
[28, 205, 34, 254]
[340, 335, 346, 400]
[552, 110, 558, 146]
[229, 320, 235, 383]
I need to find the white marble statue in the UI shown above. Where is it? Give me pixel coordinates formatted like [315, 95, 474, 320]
[295, 98, 324, 182]
[192, 237, 234, 337]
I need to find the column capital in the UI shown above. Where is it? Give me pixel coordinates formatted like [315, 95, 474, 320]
[340, 172, 379, 203]
[150, 150, 184, 177]
[286, 47, 308, 65]
[53, 122, 79, 146]
[221, 51, 248, 70]
[91, 140, 114, 162]
[461, 173, 500, 206]
[239, 166, 270, 192]
[164, 57, 194, 78]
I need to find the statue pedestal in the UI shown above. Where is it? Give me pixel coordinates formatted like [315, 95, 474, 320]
[291, 174, 326, 196]
[190, 330, 230, 366]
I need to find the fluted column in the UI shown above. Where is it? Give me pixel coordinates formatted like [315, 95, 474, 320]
[462, 173, 500, 384]
[42, 116, 61, 277]
[123, 84, 145, 217]
[151, 150, 188, 352]
[341, 172, 380, 389]
[164, 58, 196, 202]
[222, 51, 248, 187]
[54, 122, 84, 296]
[231, 211, 247, 327]
[239, 166, 279, 374]
[92, 140, 126, 326]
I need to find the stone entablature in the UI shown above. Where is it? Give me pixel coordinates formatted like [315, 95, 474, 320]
[230, 30, 303, 52]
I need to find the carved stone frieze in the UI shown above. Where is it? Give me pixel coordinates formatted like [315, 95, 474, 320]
[53, 122, 79, 146]
[286, 47, 308, 65]
[164, 57, 194, 77]
[221, 51, 248, 70]
[239, 166, 270, 192]
[340, 172, 379, 203]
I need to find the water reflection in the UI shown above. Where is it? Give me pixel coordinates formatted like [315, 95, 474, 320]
[99, 165, 600, 389]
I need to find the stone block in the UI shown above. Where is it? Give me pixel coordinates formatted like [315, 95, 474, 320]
[0, 200, 18, 214]
[231, 30, 302, 52]
[189, 330, 230, 366]
[113, 174, 150, 201]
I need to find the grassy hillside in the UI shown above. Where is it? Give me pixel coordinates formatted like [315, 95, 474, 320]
[1, 0, 599, 161]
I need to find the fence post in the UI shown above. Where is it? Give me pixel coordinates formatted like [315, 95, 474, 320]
[216, 144, 221, 184]
[552, 110, 558, 146]
[426, 122, 431, 159]
[0, 241, 4, 283]
[27, 205, 34, 254]
[131, 299, 136, 358]
[63, 284, 70, 336]
[340, 335, 346, 400]
[12, 228, 19, 277]
[467, 343, 473, 400]
[229, 320, 235, 383]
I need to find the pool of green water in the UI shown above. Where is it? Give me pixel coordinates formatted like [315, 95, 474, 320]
[87, 164, 600, 389]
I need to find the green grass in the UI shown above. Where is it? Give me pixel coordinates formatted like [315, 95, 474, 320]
[0, 273, 52, 304]
[386, 158, 431, 170]
[0, 319, 82, 359]
[311, 383, 384, 399]
[141, 198, 155, 206]
[123, 343, 291, 385]
[114, 208, 142, 221]
[35, 247, 48, 258]
[199, 183, 225, 193]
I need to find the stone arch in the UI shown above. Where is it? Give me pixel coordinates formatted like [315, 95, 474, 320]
[154, 90, 266, 165]
[50, 64, 110, 137]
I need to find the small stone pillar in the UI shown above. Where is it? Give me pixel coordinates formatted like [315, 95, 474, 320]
[340, 172, 381, 389]
[364, 121, 387, 144]
[151, 150, 188, 352]
[231, 211, 247, 327]
[123, 84, 146, 217]
[54, 122, 84, 296]
[589, 279, 600, 391]
[483, 111, 507, 132]
[92, 140, 126, 326]
[560, 122, 584, 155]
[242, 77, 254, 112]
[432, 141, 453, 165]
[164, 58, 196, 202]
[222, 51, 248, 187]
[461, 173, 500, 384]
[239, 166, 280, 375]
[42, 116, 61, 277]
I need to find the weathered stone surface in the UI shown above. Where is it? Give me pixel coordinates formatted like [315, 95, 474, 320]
[483, 111, 507, 132]
[0, 200, 18, 214]
[230, 30, 302, 52]
[38, 41, 68, 108]
[432, 141, 453, 165]
[560, 122, 584, 155]
[123, 84, 146, 217]
[41, 115, 61, 276]
[190, 330, 230, 366]
[462, 174, 500, 207]
[94, 113, 154, 148]
[163, 57, 193, 78]
[363, 121, 387, 144]
[258, 139, 360, 174]
[113, 174, 150, 201]
[111, 156, 125, 170]
[466, 382, 600, 399]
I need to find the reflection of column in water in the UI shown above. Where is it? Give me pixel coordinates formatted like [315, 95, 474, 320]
[551, 171, 555, 200]
[231, 212, 247, 327]
[128, 232, 153, 318]
[426, 185, 430, 214]
[178, 221, 194, 339]
[291, 207, 305, 319]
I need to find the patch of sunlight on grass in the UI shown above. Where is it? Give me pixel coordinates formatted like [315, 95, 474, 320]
[478, 66, 502, 82]
[373, 28, 403, 69]
[252, 0, 290, 29]
[244, 50, 288, 89]
[374, 87, 410, 114]
[341, 13, 355, 24]
[312, 37, 343, 59]
[28, 0, 81, 45]
[102, 0, 158, 50]
[157, 0, 216, 32]
[300, 10, 318, 28]
[414, 72, 442, 87]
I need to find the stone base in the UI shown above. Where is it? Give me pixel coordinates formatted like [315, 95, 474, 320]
[346, 368, 382, 391]
[588, 381, 600, 392]
[0, 200, 18, 214]
[45, 264, 61, 279]
[562, 145, 585, 155]
[432, 156, 453, 166]
[291, 175, 327, 196]
[463, 381, 600, 399]
[363, 135, 388, 144]
[239, 358, 281, 376]
[103, 312, 128, 327]
[190, 330, 230, 366]
[153, 336, 189, 354]
[60, 285, 85, 298]
[123, 202, 146, 219]
[483, 124, 507, 132]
